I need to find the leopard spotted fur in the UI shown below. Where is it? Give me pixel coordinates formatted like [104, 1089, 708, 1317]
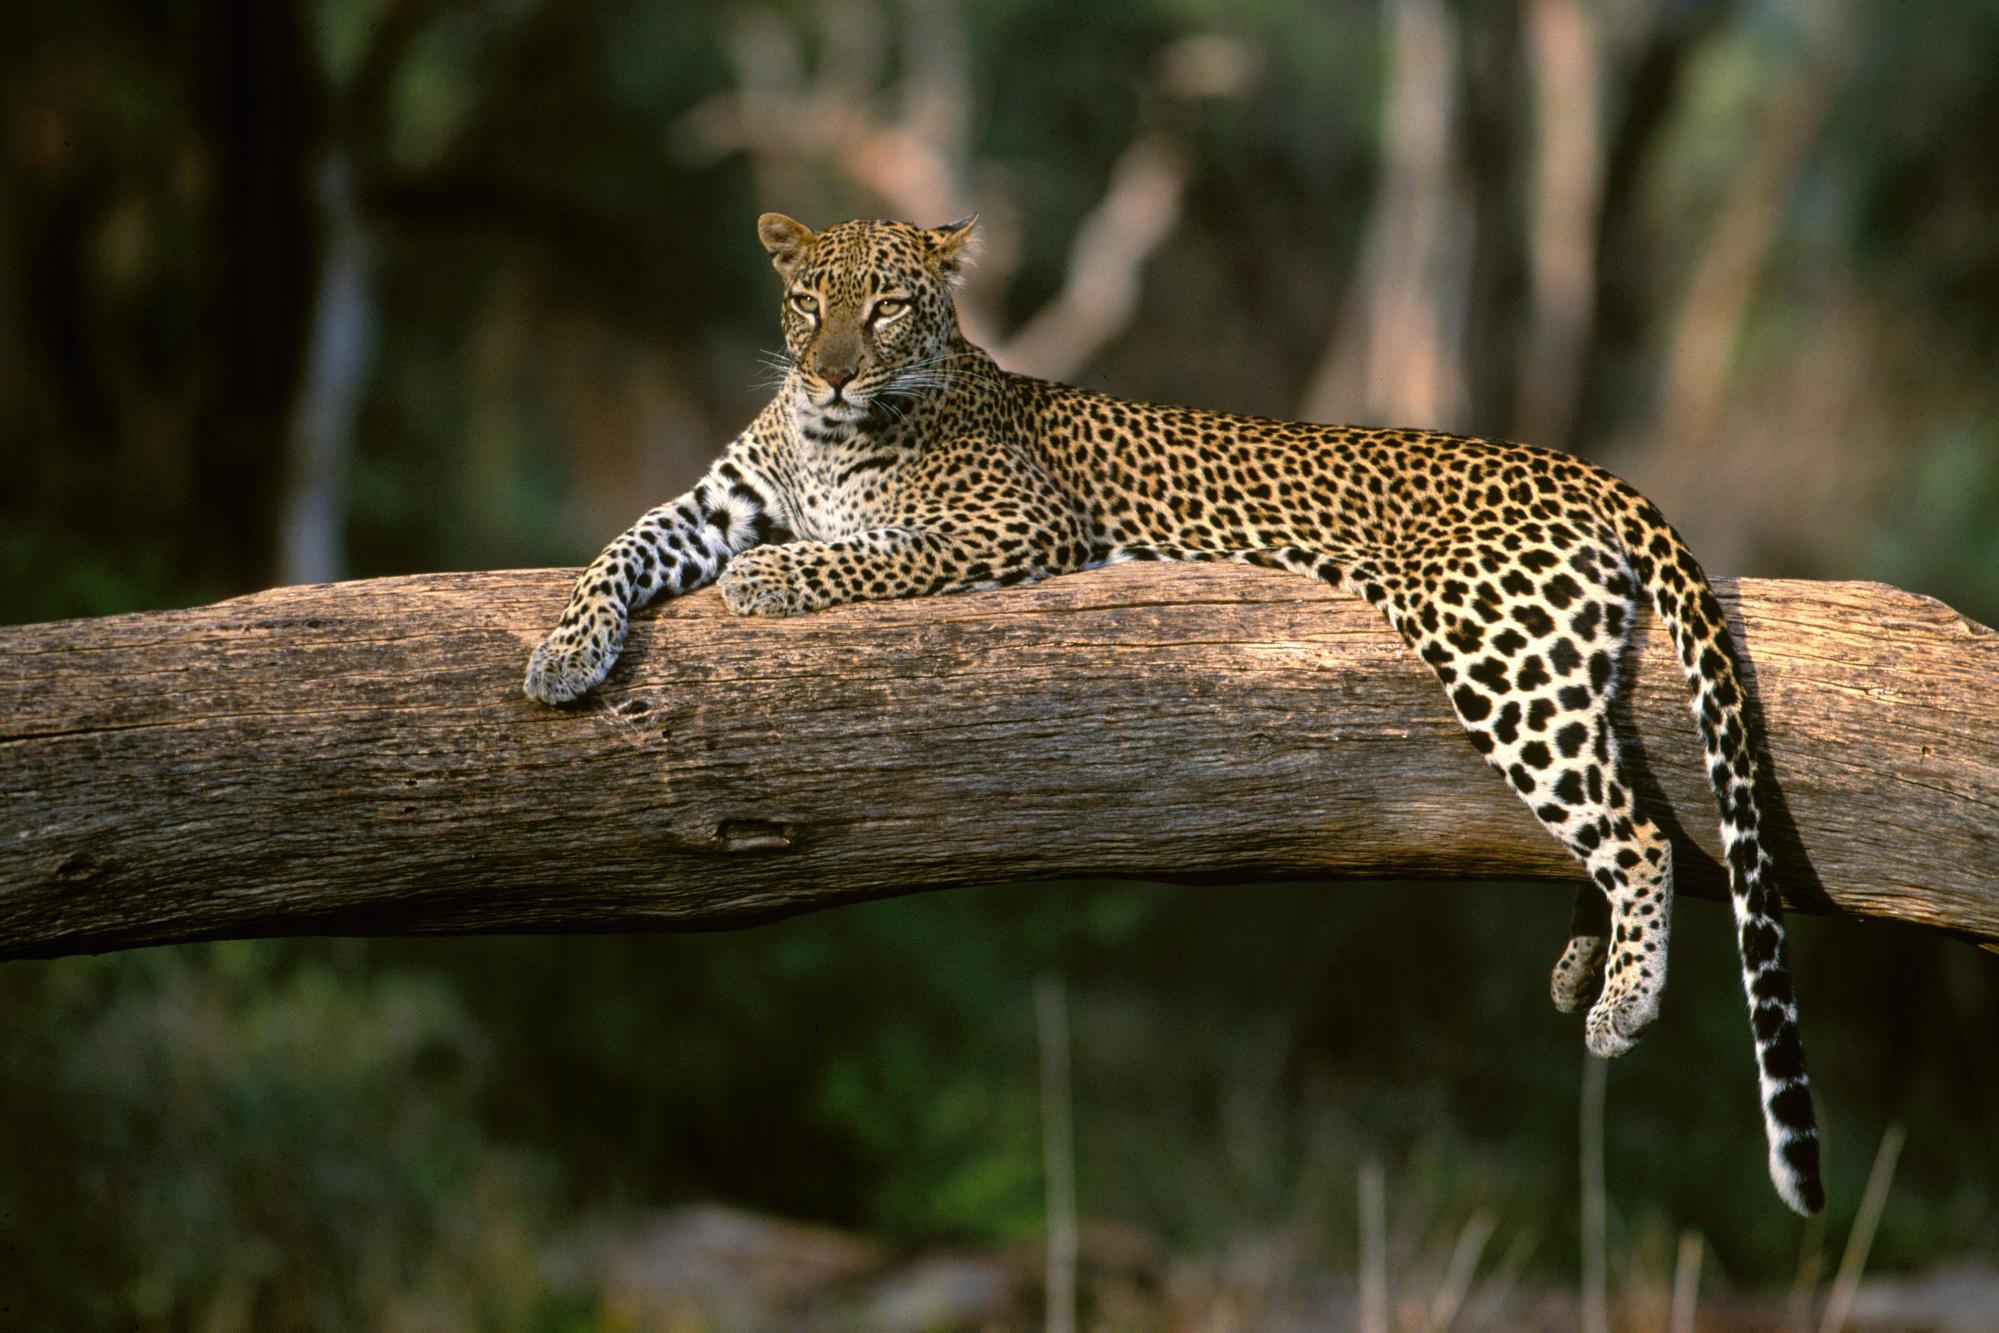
[524, 214, 1824, 1214]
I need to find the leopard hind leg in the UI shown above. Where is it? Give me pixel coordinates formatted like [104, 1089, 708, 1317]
[1531, 571, 1675, 1056]
[1571, 798, 1674, 1058]
[1109, 536, 1678, 1049]
[1222, 538, 1673, 1055]
[1133, 536, 1673, 1052]
[1404, 547, 1676, 1057]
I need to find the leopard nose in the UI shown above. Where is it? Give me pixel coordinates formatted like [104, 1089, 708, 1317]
[820, 366, 856, 391]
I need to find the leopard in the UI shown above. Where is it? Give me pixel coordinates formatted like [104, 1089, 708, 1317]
[524, 213, 1824, 1215]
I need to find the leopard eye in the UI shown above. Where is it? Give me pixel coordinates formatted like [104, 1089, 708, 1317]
[871, 297, 909, 322]
[788, 291, 820, 319]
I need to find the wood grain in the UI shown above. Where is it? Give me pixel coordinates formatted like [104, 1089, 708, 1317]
[2, 566, 1994, 960]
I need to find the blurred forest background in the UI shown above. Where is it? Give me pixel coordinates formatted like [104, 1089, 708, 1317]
[4, 0, 1999, 1327]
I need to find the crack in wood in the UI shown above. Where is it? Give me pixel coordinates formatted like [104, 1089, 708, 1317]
[714, 819, 795, 853]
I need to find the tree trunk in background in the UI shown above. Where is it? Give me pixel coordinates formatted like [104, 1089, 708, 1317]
[3, 566, 1996, 961]
[1515, 0, 1604, 450]
[190, 0, 325, 592]
[1649, 52, 1842, 450]
[1455, 0, 1528, 438]
[1300, 0, 1472, 430]
[1573, 0, 1734, 452]
[279, 151, 377, 587]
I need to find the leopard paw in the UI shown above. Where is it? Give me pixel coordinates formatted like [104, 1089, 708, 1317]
[719, 547, 811, 617]
[1550, 934, 1608, 1014]
[524, 638, 603, 704]
[1583, 976, 1661, 1059]
[524, 611, 624, 705]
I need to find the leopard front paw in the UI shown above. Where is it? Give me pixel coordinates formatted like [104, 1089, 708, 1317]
[718, 547, 812, 617]
[524, 638, 605, 705]
[524, 611, 625, 705]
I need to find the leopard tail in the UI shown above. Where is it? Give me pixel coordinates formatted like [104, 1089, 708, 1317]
[1619, 497, 1825, 1216]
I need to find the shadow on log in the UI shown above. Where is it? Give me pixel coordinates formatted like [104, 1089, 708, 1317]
[2, 565, 1995, 961]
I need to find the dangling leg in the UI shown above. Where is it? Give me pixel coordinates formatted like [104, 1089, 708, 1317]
[1401, 545, 1675, 1055]
[1548, 562, 1677, 1054]
[1107, 531, 1676, 1054]
[1448, 649, 1674, 1054]
[1575, 807, 1673, 1056]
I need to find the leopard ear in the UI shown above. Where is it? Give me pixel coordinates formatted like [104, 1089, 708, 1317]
[926, 215, 980, 285]
[757, 213, 816, 278]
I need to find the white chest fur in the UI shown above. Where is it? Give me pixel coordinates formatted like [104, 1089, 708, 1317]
[782, 406, 912, 542]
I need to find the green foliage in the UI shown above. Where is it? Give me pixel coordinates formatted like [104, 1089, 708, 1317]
[1871, 422, 1999, 626]
[0, 943, 562, 1327]
[5, 879, 1999, 1322]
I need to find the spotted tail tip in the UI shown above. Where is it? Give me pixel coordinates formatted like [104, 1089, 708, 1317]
[1771, 1130, 1825, 1216]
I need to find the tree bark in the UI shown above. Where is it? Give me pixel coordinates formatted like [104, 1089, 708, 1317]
[2, 566, 1995, 961]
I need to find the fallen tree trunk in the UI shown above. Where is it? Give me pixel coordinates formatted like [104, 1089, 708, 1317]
[2, 566, 1995, 961]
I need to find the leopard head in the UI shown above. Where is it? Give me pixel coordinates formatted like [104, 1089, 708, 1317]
[756, 213, 978, 430]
